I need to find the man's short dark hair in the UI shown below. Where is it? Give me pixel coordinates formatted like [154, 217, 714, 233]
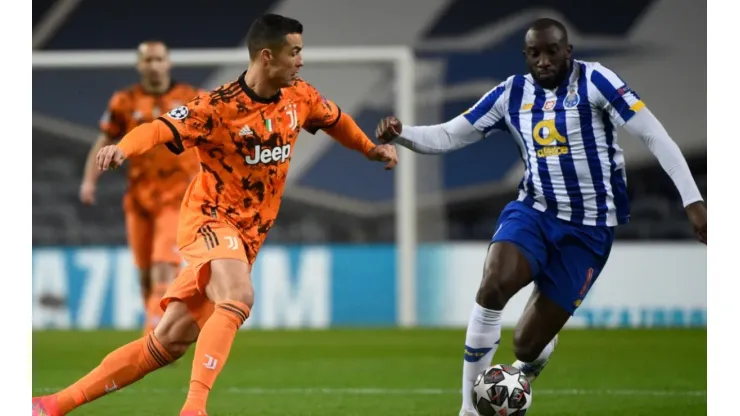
[247, 14, 304, 59]
[528, 17, 569, 43]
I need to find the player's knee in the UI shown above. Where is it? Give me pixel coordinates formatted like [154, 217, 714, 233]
[512, 329, 543, 363]
[153, 304, 200, 360]
[476, 243, 532, 310]
[151, 262, 177, 286]
[223, 283, 254, 309]
[207, 259, 255, 308]
[476, 267, 509, 310]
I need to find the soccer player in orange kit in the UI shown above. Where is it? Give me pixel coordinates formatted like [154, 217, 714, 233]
[34, 14, 398, 416]
[79, 40, 200, 335]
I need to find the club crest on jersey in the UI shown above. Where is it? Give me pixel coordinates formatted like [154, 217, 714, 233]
[167, 106, 189, 120]
[563, 88, 580, 109]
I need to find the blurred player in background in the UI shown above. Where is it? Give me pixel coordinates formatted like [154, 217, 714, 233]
[79, 41, 201, 335]
[34, 14, 397, 416]
[376, 18, 707, 416]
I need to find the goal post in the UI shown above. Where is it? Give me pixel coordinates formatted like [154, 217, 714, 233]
[32, 46, 419, 327]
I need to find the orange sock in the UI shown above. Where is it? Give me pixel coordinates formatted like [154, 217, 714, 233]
[182, 301, 250, 412]
[55, 333, 174, 413]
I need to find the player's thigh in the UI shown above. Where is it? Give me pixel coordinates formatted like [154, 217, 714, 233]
[535, 223, 615, 316]
[161, 263, 215, 330]
[180, 222, 255, 307]
[124, 196, 154, 271]
[479, 202, 548, 309]
[153, 299, 201, 358]
[203, 259, 254, 307]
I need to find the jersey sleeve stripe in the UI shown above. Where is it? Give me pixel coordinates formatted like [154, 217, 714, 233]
[303, 107, 343, 135]
[590, 70, 640, 123]
[463, 84, 505, 126]
[630, 100, 645, 112]
[156, 117, 185, 155]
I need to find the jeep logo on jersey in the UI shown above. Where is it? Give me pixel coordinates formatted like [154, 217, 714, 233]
[245, 144, 291, 165]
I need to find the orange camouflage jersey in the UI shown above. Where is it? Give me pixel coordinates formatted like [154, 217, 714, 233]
[101, 82, 201, 212]
[155, 73, 367, 263]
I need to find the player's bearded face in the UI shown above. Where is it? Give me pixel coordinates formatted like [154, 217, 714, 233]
[524, 29, 572, 89]
[267, 33, 304, 87]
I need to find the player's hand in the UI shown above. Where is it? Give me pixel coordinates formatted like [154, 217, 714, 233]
[367, 144, 398, 170]
[79, 180, 96, 205]
[685, 201, 707, 244]
[375, 116, 402, 143]
[96, 145, 126, 171]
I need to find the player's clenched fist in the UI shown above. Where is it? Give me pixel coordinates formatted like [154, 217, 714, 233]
[685, 201, 707, 245]
[96, 145, 126, 171]
[367, 144, 398, 170]
[376, 116, 403, 143]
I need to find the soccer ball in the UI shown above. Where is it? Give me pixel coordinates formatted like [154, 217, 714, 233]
[471, 364, 532, 416]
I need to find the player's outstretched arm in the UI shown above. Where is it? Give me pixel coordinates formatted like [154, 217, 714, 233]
[95, 120, 175, 171]
[376, 80, 507, 153]
[375, 115, 484, 154]
[80, 133, 114, 205]
[590, 64, 706, 243]
[322, 112, 398, 170]
[622, 108, 707, 244]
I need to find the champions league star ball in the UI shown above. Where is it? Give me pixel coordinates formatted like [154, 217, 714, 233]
[471, 364, 533, 416]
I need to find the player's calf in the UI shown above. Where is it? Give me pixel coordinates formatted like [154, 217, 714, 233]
[510, 290, 569, 383]
[154, 301, 202, 359]
[512, 327, 550, 363]
[182, 259, 253, 413]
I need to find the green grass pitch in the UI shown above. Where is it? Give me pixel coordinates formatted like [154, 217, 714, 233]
[33, 328, 706, 415]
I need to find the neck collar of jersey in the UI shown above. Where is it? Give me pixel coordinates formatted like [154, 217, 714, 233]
[239, 71, 282, 104]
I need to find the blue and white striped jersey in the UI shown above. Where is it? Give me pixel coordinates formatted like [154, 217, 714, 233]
[463, 59, 645, 227]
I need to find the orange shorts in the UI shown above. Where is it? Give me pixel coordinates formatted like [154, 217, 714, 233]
[160, 220, 250, 328]
[124, 195, 181, 270]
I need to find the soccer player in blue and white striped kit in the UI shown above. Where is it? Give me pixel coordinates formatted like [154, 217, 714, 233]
[375, 18, 707, 416]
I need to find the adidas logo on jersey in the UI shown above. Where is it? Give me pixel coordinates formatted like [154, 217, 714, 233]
[239, 125, 253, 136]
[245, 144, 291, 165]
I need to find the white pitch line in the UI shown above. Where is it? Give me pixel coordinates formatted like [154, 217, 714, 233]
[32, 387, 707, 397]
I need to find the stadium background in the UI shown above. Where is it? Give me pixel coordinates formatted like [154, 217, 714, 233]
[32, 0, 706, 331]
